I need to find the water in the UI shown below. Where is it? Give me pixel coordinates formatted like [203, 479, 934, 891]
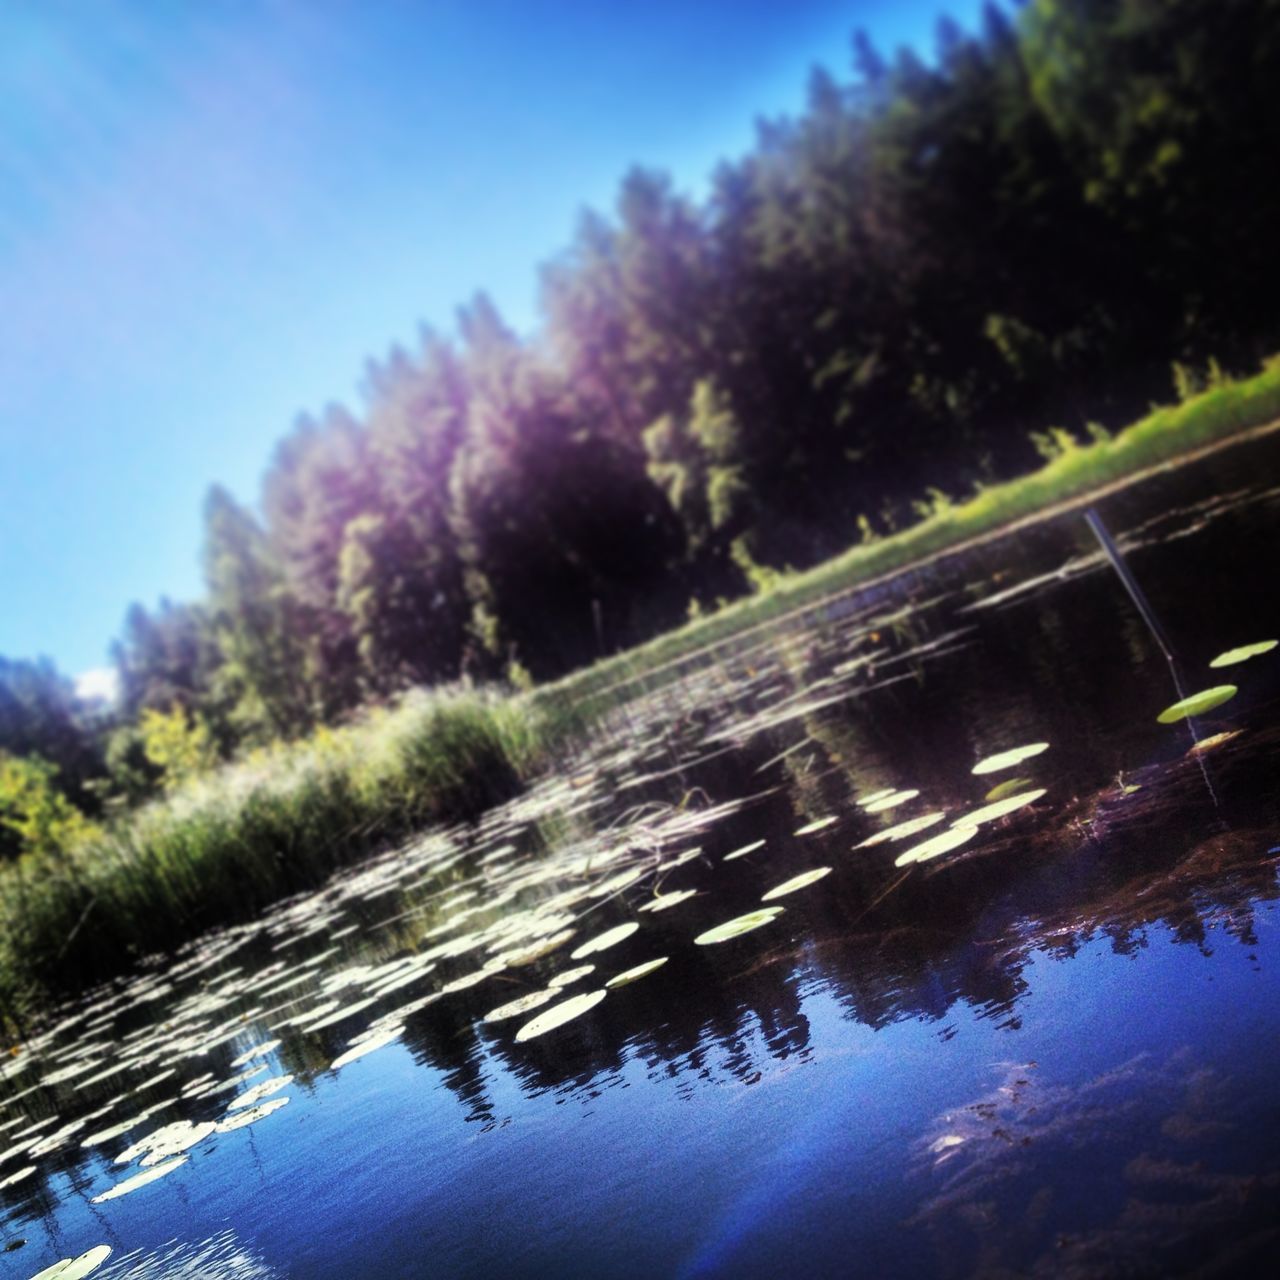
[4, 436, 1280, 1279]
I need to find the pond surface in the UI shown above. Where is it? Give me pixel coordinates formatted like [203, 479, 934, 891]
[4, 435, 1280, 1279]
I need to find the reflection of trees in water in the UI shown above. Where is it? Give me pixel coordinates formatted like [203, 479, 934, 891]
[388, 719, 1280, 1116]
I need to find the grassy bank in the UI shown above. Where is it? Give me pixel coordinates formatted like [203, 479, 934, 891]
[5, 357, 1280, 1026]
[0, 686, 544, 1018]
[530, 356, 1280, 728]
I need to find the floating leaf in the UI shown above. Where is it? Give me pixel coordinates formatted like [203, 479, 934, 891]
[605, 958, 668, 988]
[483, 989, 557, 1023]
[1188, 730, 1243, 755]
[856, 788, 897, 808]
[984, 777, 1033, 802]
[695, 907, 785, 945]
[90, 1157, 187, 1203]
[855, 812, 945, 848]
[214, 1097, 291, 1132]
[327, 1024, 404, 1072]
[569, 922, 639, 960]
[1209, 640, 1277, 668]
[793, 817, 836, 835]
[226, 1074, 293, 1111]
[514, 990, 607, 1042]
[229, 1039, 280, 1069]
[761, 867, 832, 901]
[952, 789, 1046, 829]
[1157, 686, 1237, 724]
[28, 1246, 112, 1280]
[972, 743, 1049, 775]
[637, 889, 697, 912]
[548, 965, 595, 988]
[862, 789, 919, 814]
[894, 826, 976, 867]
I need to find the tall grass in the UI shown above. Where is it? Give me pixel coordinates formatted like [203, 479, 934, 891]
[0, 685, 544, 1016]
[530, 355, 1280, 726]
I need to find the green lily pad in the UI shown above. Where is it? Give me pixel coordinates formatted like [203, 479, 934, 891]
[862, 789, 919, 814]
[761, 867, 832, 901]
[1209, 640, 1277, 668]
[637, 889, 697, 912]
[1156, 685, 1237, 724]
[972, 743, 1049, 775]
[28, 1246, 112, 1280]
[330, 1025, 403, 1070]
[894, 826, 976, 867]
[984, 777, 1033, 802]
[483, 989, 557, 1023]
[570, 922, 639, 960]
[793, 817, 837, 836]
[214, 1096, 291, 1132]
[952, 789, 1046, 829]
[855, 812, 945, 849]
[605, 958, 669, 988]
[90, 1157, 187, 1204]
[695, 907, 785, 945]
[514, 989, 607, 1042]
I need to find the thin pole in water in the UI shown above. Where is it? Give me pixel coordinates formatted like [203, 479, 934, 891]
[1083, 507, 1178, 667]
[1085, 507, 1221, 810]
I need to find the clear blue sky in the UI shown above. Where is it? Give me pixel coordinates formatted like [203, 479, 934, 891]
[1, 0, 987, 678]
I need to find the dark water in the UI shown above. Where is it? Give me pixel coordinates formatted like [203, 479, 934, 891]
[4, 436, 1280, 1279]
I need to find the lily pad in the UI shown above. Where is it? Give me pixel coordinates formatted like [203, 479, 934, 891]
[894, 826, 976, 867]
[605, 958, 669, 988]
[327, 1025, 403, 1071]
[855, 812, 946, 848]
[952, 789, 1046, 829]
[972, 743, 1049, 775]
[1156, 685, 1237, 724]
[214, 1097, 291, 1132]
[548, 965, 596, 988]
[483, 989, 557, 1023]
[569, 922, 639, 960]
[695, 907, 785, 945]
[862, 789, 919, 814]
[90, 1156, 187, 1203]
[226, 1074, 293, 1111]
[984, 777, 1033, 802]
[28, 1246, 112, 1280]
[761, 867, 832, 901]
[1209, 640, 1277, 668]
[793, 817, 837, 836]
[637, 889, 697, 912]
[1187, 730, 1242, 755]
[514, 989, 607, 1042]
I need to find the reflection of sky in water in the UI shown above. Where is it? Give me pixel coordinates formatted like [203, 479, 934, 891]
[3, 437, 1280, 1276]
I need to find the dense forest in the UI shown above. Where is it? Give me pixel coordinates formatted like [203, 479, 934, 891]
[5, 0, 1280, 853]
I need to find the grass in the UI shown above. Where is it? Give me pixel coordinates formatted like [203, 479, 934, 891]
[5, 355, 1280, 1028]
[529, 355, 1280, 729]
[0, 685, 545, 1021]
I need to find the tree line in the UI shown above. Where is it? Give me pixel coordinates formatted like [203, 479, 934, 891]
[6, 0, 1280, 851]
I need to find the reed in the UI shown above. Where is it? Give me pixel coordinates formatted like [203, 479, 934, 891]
[0, 685, 544, 1017]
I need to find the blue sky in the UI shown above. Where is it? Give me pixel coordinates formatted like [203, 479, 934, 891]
[1, 0, 988, 679]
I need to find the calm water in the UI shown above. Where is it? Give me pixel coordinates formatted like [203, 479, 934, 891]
[4, 437, 1280, 1279]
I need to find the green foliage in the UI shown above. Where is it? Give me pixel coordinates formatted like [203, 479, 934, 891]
[0, 753, 102, 860]
[1028, 427, 1082, 463]
[0, 685, 544, 1004]
[138, 706, 219, 790]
